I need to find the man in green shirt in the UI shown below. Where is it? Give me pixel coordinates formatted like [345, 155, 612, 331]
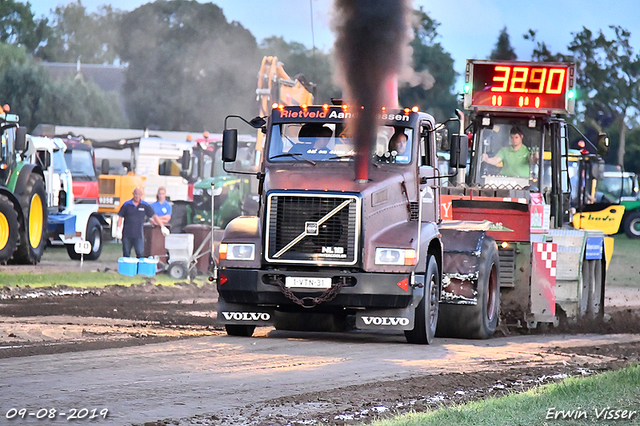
[482, 126, 532, 178]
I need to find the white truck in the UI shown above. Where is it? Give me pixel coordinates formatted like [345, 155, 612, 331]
[26, 136, 105, 260]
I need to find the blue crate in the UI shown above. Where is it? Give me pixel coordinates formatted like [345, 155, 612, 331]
[137, 257, 158, 277]
[118, 257, 139, 277]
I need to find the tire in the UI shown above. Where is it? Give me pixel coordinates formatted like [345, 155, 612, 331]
[581, 257, 605, 320]
[623, 211, 640, 239]
[67, 217, 103, 260]
[12, 173, 47, 265]
[0, 194, 19, 263]
[436, 237, 500, 339]
[405, 255, 439, 344]
[225, 324, 256, 337]
[167, 261, 189, 280]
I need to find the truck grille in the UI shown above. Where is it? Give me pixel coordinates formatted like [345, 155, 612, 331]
[497, 246, 516, 288]
[265, 193, 360, 265]
[99, 178, 116, 195]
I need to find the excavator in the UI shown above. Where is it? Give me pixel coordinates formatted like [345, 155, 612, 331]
[185, 56, 316, 227]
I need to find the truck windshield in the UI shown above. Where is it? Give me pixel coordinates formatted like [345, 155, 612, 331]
[64, 150, 96, 178]
[598, 173, 637, 199]
[471, 119, 541, 189]
[53, 149, 67, 174]
[267, 123, 413, 164]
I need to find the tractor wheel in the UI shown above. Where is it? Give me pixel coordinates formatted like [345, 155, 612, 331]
[436, 237, 500, 339]
[67, 217, 103, 260]
[405, 255, 439, 344]
[0, 194, 19, 263]
[623, 211, 640, 239]
[13, 173, 47, 264]
[224, 324, 256, 337]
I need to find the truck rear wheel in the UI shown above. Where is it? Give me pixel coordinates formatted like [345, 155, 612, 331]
[67, 217, 103, 260]
[225, 324, 256, 337]
[0, 194, 19, 263]
[13, 173, 47, 265]
[581, 256, 605, 319]
[623, 212, 640, 239]
[436, 237, 500, 339]
[405, 255, 439, 344]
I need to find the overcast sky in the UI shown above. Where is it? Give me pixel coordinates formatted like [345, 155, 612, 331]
[29, 0, 640, 92]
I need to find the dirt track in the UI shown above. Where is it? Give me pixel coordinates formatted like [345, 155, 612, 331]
[2, 239, 640, 426]
[1, 280, 640, 425]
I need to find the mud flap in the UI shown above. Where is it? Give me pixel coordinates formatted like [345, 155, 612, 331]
[439, 222, 491, 305]
[217, 301, 275, 326]
[355, 279, 423, 331]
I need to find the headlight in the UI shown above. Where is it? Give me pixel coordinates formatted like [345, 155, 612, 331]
[220, 243, 255, 261]
[211, 187, 223, 196]
[192, 188, 204, 196]
[375, 248, 416, 266]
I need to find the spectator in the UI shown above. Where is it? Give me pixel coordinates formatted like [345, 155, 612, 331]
[151, 187, 172, 226]
[117, 188, 165, 258]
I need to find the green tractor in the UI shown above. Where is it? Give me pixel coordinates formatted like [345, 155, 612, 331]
[0, 112, 48, 264]
[596, 166, 640, 238]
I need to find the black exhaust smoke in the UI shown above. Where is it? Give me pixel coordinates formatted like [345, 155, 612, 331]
[333, 0, 409, 181]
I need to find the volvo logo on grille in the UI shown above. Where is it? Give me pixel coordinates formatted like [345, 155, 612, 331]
[305, 222, 319, 235]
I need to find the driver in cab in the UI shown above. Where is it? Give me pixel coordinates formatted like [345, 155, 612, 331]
[481, 126, 536, 178]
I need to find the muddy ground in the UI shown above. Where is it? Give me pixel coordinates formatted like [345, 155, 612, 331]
[2, 266, 640, 425]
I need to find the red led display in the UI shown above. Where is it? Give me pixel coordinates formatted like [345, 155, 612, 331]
[464, 60, 575, 114]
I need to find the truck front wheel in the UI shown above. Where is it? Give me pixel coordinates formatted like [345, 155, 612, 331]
[623, 212, 640, 239]
[437, 237, 500, 339]
[225, 324, 256, 337]
[405, 255, 439, 344]
[67, 217, 103, 260]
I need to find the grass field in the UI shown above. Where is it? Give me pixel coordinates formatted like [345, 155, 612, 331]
[609, 234, 640, 287]
[4, 234, 637, 289]
[0, 242, 207, 287]
[371, 364, 640, 426]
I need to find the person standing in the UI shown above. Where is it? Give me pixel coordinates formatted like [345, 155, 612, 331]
[151, 187, 172, 226]
[117, 188, 165, 258]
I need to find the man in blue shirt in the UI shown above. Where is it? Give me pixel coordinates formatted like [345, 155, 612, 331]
[151, 186, 172, 226]
[117, 188, 164, 258]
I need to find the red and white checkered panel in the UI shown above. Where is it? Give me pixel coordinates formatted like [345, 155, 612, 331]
[536, 242, 557, 277]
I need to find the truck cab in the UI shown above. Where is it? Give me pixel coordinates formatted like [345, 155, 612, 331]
[214, 103, 498, 343]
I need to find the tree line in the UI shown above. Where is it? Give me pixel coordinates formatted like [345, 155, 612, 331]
[1, 0, 638, 171]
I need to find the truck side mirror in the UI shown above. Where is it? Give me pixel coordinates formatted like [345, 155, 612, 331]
[597, 132, 609, 156]
[180, 150, 190, 170]
[15, 126, 27, 152]
[222, 129, 238, 162]
[449, 134, 468, 169]
[101, 159, 110, 175]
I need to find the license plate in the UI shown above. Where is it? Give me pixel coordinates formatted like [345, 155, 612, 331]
[285, 277, 332, 289]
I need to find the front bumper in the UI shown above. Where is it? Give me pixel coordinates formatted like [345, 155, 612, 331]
[217, 268, 417, 311]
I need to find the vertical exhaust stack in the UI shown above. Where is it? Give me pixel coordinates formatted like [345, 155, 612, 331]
[333, 0, 409, 182]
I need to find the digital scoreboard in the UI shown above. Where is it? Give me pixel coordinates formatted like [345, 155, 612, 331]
[463, 60, 576, 114]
